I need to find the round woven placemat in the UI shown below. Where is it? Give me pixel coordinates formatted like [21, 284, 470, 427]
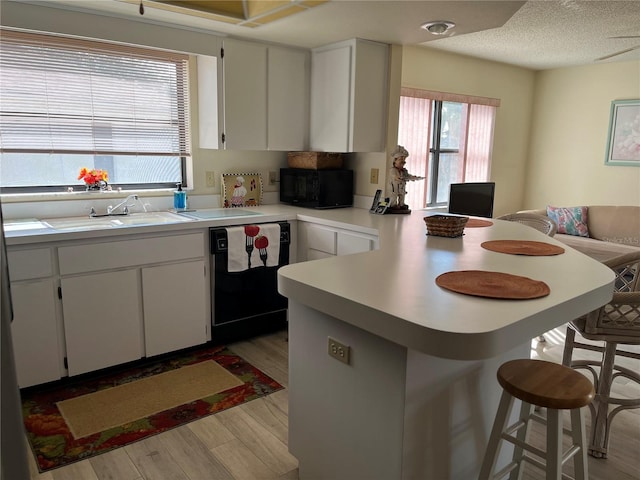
[465, 218, 494, 228]
[481, 240, 565, 256]
[436, 270, 550, 299]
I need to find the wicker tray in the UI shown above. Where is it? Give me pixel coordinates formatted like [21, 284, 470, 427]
[287, 151, 343, 169]
[424, 215, 469, 237]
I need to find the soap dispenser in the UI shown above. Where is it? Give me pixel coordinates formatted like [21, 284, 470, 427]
[173, 183, 187, 211]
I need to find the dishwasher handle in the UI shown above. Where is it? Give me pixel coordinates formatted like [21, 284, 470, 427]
[210, 222, 289, 254]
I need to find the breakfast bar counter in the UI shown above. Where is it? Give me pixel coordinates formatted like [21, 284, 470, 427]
[277, 211, 614, 479]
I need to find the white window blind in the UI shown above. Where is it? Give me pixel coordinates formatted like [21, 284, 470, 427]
[399, 88, 498, 209]
[0, 30, 191, 157]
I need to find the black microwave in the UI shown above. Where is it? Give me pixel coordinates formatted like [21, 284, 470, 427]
[280, 168, 353, 209]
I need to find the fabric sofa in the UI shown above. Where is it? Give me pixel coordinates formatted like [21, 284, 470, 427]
[518, 205, 640, 262]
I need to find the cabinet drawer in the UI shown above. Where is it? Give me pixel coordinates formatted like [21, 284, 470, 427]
[58, 232, 205, 275]
[307, 225, 337, 255]
[337, 232, 374, 256]
[307, 249, 335, 261]
[7, 248, 52, 280]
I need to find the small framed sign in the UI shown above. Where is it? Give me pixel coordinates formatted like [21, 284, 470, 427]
[221, 173, 263, 208]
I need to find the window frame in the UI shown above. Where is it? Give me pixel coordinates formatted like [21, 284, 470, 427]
[0, 29, 192, 194]
[398, 88, 499, 210]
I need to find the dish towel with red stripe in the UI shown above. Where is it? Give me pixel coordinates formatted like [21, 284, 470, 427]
[226, 224, 281, 272]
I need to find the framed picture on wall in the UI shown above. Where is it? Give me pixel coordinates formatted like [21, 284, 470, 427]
[605, 99, 640, 166]
[221, 173, 263, 208]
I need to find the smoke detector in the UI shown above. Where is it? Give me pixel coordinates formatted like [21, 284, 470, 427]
[421, 21, 456, 35]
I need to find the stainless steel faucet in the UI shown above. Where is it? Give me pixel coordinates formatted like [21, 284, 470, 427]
[107, 194, 140, 215]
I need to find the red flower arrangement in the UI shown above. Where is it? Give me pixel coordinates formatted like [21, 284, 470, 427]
[78, 167, 109, 190]
[78, 167, 108, 185]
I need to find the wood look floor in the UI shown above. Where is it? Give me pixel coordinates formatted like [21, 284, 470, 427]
[24, 326, 639, 480]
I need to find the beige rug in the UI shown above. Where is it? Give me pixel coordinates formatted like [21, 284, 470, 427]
[57, 360, 243, 439]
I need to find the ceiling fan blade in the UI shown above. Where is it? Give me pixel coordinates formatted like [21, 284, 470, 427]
[596, 45, 640, 61]
[609, 35, 640, 39]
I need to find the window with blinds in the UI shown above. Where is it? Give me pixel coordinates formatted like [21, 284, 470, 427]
[0, 30, 192, 192]
[398, 88, 499, 210]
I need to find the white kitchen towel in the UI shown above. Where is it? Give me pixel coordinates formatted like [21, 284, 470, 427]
[226, 224, 281, 272]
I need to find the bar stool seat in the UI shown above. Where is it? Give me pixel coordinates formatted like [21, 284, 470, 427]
[479, 359, 594, 480]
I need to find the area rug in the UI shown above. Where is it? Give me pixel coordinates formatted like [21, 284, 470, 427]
[21, 344, 283, 472]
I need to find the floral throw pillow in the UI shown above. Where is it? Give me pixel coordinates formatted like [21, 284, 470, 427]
[546, 206, 589, 237]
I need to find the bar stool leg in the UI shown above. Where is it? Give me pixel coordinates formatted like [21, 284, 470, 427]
[570, 408, 589, 480]
[508, 401, 533, 480]
[546, 409, 563, 479]
[589, 341, 617, 458]
[479, 390, 515, 480]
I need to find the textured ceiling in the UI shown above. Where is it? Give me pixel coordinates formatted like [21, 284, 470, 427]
[10, 0, 640, 70]
[423, 1, 640, 70]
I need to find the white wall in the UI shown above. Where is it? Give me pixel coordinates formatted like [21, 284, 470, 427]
[400, 46, 537, 217]
[525, 60, 640, 209]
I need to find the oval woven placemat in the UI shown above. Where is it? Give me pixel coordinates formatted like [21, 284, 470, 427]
[436, 270, 550, 299]
[465, 218, 494, 228]
[481, 240, 565, 256]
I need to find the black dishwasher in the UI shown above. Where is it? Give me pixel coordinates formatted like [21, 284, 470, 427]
[210, 222, 290, 343]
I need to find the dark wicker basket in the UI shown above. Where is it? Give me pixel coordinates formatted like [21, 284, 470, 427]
[424, 215, 469, 237]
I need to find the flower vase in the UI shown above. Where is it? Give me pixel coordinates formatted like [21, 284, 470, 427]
[86, 180, 108, 191]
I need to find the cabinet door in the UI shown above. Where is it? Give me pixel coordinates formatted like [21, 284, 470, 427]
[268, 46, 309, 151]
[10, 280, 62, 388]
[61, 270, 143, 376]
[222, 39, 268, 150]
[142, 260, 207, 357]
[310, 44, 351, 152]
[310, 39, 388, 152]
[197, 54, 222, 149]
[351, 40, 388, 152]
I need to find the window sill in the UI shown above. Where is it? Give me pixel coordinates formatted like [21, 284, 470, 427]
[0, 188, 175, 204]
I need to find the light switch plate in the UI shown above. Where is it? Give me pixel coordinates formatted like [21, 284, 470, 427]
[205, 171, 215, 187]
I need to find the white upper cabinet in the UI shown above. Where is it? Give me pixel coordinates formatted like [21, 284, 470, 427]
[310, 39, 389, 153]
[268, 46, 309, 151]
[222, 39, 268, 150]
[221, 39, 309, 151]
[197, 55, 222, 150]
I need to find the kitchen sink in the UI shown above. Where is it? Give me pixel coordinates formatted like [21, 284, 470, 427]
[43, 211, 194, 231]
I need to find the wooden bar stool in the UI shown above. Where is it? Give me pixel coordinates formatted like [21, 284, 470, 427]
[479, 359, 594, 480]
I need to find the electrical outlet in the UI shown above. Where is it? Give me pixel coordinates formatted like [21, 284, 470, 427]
[370, 168, 379, 184]
[328, 337, 350, 364]
[205, 171, 215, 187]
[269, 170, 277, 185]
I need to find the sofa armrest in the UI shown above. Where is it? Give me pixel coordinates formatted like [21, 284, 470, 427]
[517, 208, 547, 217]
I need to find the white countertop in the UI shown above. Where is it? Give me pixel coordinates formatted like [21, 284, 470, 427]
[4, 204, 615, 361]
[3, 204, 303, 246]
[277, 210, 615, 360]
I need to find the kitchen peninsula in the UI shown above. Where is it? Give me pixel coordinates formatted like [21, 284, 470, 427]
[277, 211, 614, 480]
[4, 204, 615, 477]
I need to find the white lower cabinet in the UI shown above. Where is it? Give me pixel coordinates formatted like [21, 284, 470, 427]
[10, 279, 62, 387]
[57, 231, 209, 378]
[337, 230, 376, 256]
[61, 269, 143, 376]
[7, 247, 62, 388]
[299, 222, 378, 261]
[142, 260, 207, 357]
